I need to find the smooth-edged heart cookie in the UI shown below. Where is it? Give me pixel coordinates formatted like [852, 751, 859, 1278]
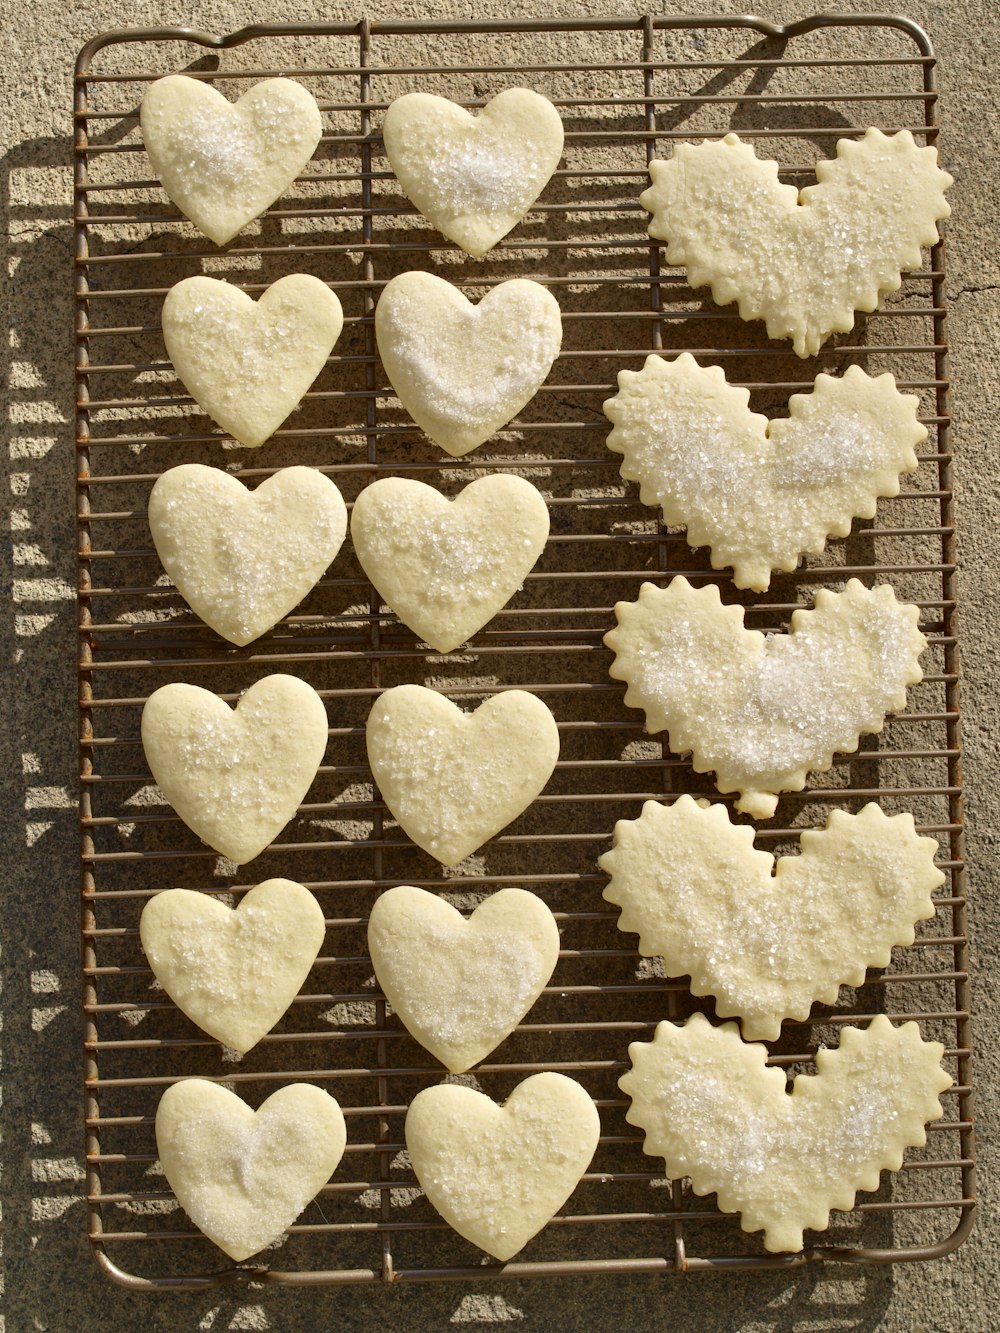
[350, 475, 549, 652]
[162, 274, 344, 447]
[604, 355, 925, 590]
[406, 1072, 600, 1261]
[141, 675, 328, 865]
[621, 1013, 951, 1253]
[156, 1079, 346, 1261]
[375, 272, 562, 457]
[366, 685, 560, 866]
[382, 88, 564, 256]
[140, 75, 323, 245]
[368, 886, 559, 1072]
[149, 464, 347, 646]
[605, 578, 926, 818]
[600, 796, 942, 1041]
[140, 879, 326, 1053]
[641, 129, 952, 357]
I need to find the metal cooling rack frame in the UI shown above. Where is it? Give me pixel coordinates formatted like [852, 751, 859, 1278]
[75, 12, 976, 1289]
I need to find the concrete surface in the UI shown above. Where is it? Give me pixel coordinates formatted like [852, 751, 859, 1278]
[3, 0, 996, 1329]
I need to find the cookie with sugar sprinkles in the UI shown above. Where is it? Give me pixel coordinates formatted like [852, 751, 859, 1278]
[640, 128, 952, 357]
[604, 577, 926, 818]
[600, 795, 943, 1041]
[621, 1013, 952, 1253]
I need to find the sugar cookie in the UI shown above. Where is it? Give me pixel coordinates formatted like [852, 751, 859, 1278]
[350, 475, 549, 651]
[604, 577, 926, 818]
[641, 129, 952, 357]
[621, 1013, 951, 1253]
[366, 685, 560, 866]
[375, 272, 561, 457]
[162, 274, 343, 448]
[601, 796, 942, 1040]
[141, 879, 326, 1053]
[140, 75, 322, 246]
[156, 1079, 346, 1260]
[406, 1073, 600, 1260]
[368, 886, 559, 1072]
[141, 675, 328, 865]
[149, 464, 347, 645]
[604, 355, 925, 590]
[382, 88, 564, 256]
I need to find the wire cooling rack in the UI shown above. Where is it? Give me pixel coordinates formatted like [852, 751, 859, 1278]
[74, 13, 975, 1289]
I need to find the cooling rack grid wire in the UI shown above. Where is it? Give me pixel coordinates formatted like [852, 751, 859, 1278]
[74, 13, 975, 1288]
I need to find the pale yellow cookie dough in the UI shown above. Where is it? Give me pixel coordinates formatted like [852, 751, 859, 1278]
[350, 475, 549, 652]
[405, 1072, 600, 1261]
[149, 464, 347, 646]
[141, 675, 328, 865]
[605, 577, 926, 818]
[366, 685, 560, 866]
[382, 88, 564, 256]
[368, 886, 559, 1073]
[140, 75, 322, 246]
[162, 274, 344, 448]
[375, 271, 562, 457]
[601, 796, 942, 1040]
[156, 1079, 346, 1261]
[621, 1013, 951, 1253]
[641, 129, 952, 357]
[141, 879, 326, 1054]
[604, 355, 925, 590]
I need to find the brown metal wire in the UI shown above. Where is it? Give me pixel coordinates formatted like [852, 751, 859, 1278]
[75, 13, 976, 1289]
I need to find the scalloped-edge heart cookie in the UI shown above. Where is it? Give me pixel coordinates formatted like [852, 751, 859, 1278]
[350, 475, 549, 652]
[605, 578, 925, 818]
[600, 796, 942, 1040]
[140, 75, 323, 245]
[621, 1013, 951, 1253]
[149, 464, 347, 646]
[366, 685, 560, 866]
[406, 1072, 600, 1261]
[156, 1079, 346, 1261]
[382, 88, 564, 256]
[141, 879, 326, 1053]
[162, 274, 344, 448]
[375, 272, 562, 457]
[641, 129, 952, 357]
[604, 355, 925, 590]
[368, 886, 559, 1072]
[141, 675, 328, 865]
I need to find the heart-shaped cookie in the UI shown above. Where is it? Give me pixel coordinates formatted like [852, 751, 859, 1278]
[162, 274, 344, 447]
[375, 272, 562, 456]
[366, 685, 560, 866]
[382, 88, 564, 256]
[141, 879, 326, 1053]
[406, 1072, 600, 1261]
[601, 796, 942, 1041]
[156, 1079, 346, 1261]
[641, 129, 952, 357]
[368, 886, 559, 1072]
[621, 1013, 951, 1253]
[149, 464, 347, 646]
[605, 578, 926, 818]
[141, 675, 328, 865]
[604, 355, 925, 591]
[140, 75, 323, 245]
[350, 475, 549, 651]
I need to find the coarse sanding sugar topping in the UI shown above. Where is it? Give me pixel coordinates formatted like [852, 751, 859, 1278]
[640, 128, 952, 357]
[604, 354, 926, 590]
[621, 1013, 952, 1253]
[600, 796, 943, 1041]
[604, 577, 926, 818]
[140, 75, 323, 246]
